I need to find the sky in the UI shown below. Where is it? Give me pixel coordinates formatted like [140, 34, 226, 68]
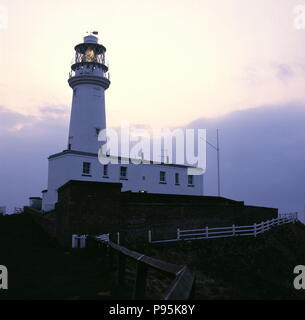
[1, 0, 305, 127]
[0, 0, 304, 219]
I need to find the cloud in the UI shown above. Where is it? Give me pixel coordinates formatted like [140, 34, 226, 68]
[39, 105, 69, 117]
[0, 103, 304, 223]
[0, 106, 35, 133]
[0, 106, 68, 213]
[242, 62, 301, 87]
[272, 63, 294, 82]
[188, 103, 305, 220]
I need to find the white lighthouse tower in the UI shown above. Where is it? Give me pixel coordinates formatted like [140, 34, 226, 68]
[41, 32, 203, 212]
[68, 33, 110, 153]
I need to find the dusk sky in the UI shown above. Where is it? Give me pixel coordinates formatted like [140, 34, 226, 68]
[1, 0, 305, 127]
[0, 1, 305, 220]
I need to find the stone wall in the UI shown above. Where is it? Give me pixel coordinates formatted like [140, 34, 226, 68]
[55, 180, 122, 245]
[24, 207, 56, 238]
[52, 180, 278, 246]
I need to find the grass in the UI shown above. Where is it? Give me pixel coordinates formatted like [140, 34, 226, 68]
[137, 222, 305, 300]
[0, 214, 112, 300]
[2, 214, 305, 300]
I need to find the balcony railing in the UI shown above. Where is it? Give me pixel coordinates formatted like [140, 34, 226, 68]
[69, 69, 110, 80]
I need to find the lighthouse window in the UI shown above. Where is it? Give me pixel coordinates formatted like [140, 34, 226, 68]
[175, 173, 180, 185]
[188, 175, 194, 187]
[82, 162, 91, 175]
[103, 165, 109, 177]
[160, 171, 166, 184]
[120, 166, 128, 180]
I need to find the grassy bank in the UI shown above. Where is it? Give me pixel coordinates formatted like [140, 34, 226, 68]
[1, 214, 305, 300]
[140, 222, 305, 299]
[0, 214, 111, 300]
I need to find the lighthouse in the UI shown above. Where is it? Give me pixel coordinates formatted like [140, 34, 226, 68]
[67, 33, 110, 153]
[41, 32, 203, 212]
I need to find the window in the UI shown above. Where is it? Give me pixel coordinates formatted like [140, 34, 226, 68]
[175, 173, 180, 185]
[103, 165, 109, 177]
[82, 162, 91, 175]
[120, 166, 128, 179]
[160, 171, 166, 183]
[188, 175, 194, 186]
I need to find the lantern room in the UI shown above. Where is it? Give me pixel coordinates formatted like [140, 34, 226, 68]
[71, 32, 109, 74]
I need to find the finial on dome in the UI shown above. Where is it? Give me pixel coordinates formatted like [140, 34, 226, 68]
[84, 31, 99, 44]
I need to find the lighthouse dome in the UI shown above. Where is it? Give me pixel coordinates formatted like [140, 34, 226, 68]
[84, 35, 98, 44]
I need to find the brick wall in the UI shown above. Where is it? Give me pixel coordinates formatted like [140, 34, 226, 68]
[52, 180, 278, 246]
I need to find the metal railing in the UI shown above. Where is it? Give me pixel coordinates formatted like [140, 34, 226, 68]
[69, 69, 110, 80]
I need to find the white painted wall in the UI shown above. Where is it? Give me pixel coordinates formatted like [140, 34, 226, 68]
[67, 34, 109, 154]
[68, 80, 107, 153]
[42, 152, 204, 212]
[41, 34, 204, 212]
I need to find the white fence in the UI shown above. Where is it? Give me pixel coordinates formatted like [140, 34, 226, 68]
[72, 234, 87, 248]
[72, 233, 111, 248]
[149, 212, 298, 244]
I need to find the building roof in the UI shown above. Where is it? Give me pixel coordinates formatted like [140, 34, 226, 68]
[49, 150, 195, 169]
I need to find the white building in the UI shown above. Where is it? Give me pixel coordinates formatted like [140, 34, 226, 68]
[42, 33, 203, 212]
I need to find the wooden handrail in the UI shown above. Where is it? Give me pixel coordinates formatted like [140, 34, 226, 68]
[109, 241, 182, 275]
[164, 266, 195, 300]
[89, 237, 195, 300]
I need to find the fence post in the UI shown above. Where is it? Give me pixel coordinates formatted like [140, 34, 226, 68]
[107, 246, 114, 272]
[117, 253, 126, 286]
[205, 226, 209, 239]
[117, 232, 120, 245]
[72, 234, 78, 248]
[80, 235, 87, 248]
[177, 228, 181, 241]
[148, 230, 152, 243]
[270, 219, 273, 229]
[133, 261, 148, 300]
[232, 224, 236, 237]
[254, 223, 257, 237]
